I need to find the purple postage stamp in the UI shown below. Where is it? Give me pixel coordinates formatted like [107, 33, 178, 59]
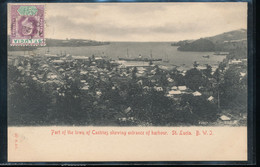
[10, 4, 45, 46]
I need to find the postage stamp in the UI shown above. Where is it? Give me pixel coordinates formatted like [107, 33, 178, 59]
[10, 4, 45, 46]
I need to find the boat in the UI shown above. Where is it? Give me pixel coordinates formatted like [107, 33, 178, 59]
[203, 55, 210, 58]
[163, 54, 169, 63]
[213, 52, 229, 55]
[118, 49, 162, 62]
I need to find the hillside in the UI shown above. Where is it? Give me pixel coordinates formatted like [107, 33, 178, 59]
[45, 38, 110, 47]
[177, 38, 215, 52]
[175, 29, 247, 52]
[8, 36, 110, 51]
[206, 29, 247, 44]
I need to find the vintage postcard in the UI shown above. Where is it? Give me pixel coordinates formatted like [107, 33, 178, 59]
[7, 2, 249, 162]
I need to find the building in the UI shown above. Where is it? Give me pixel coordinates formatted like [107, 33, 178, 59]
[192, 91, 202, 96]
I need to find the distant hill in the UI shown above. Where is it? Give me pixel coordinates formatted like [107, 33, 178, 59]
[171, 40, 194, 46]
[45, 38, 110, 47]
[8, 46, 36, 52]
[177, 38, 215, 52]
[175, 29, 247, 52]
[206, 29, 247, 44]
[8, 36, 110, 51]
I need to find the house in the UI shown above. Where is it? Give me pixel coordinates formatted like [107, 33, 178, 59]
[137, 80, 143, 85]
[171, 86, 178, 90]
[119, 117, 127, 121]
[207, 96, 214, 102]
[80, 70, 88, 75]
[17, 66, 24, 71]
[58, 68, 64, 72]
[48, 74, 58, 80]
[211, 66, 218, 72]
[178, 86, 187, 91]
[168, 90, 181, 96]
[138, 70, 145, 74]
[154, 86, 163, 92]
[81, 85, 89, 90]
[229, 59, 242, 65]
[197, 66, 207, 70]
[136, 73, 146, 77]
[53, 80, 62, 85]
[143, 86, 150, 91]
[95, 57, 103, 61]
[45, 54, 59, 58]
[52, 60, 64, 64]
[59, 93, 65, 96]
[158, 65, 170, 70]
[240, 72, 246, 77]
[96, 91, 102, 96]
[137, 67, 146, 72]
[150, 69, 156, 75]
[192, 91, 202, 96]
[167, 78, 174, 83]
[72, 56, 89, 61]
[220, 115, 231, 121]
[124, 107, 132, 114]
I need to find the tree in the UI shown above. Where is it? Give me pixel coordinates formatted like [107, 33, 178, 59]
[132, 67, 137, 80]
[219, 66, 247, 114]
[184, 68, 204, 91]
[8, 74, 52, 125]
[132, 90, 176, 126]
[180, 94, 219, 124]
[154, 65, 161, 75]
[169, 69, 185, 85]
[193, 61, 199, 68]
[218, 62, 226, 72]
[202, 64, 212, 78]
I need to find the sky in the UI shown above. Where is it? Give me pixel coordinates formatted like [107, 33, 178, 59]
[42, 2, 247, 42]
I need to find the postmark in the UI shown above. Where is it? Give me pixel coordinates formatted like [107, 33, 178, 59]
[10, 4, 45, 46]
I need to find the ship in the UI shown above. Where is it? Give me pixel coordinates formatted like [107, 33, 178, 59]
[118, 49, 162, 62]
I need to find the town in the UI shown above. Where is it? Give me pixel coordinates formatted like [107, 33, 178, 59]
[8, 49, 247, 126]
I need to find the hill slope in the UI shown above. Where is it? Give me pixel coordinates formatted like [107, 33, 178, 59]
[177, 38, 215, 52]
[206, 29, 247, 44]
[176, 29, 247, 52]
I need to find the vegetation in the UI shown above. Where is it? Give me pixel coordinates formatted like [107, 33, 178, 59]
[175, 29, 247, 54]
[8, 57, 247, 126]
[177, 39, 215, 52]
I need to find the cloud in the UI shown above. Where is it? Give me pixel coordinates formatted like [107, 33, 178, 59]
[44, 2, 247, 41]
